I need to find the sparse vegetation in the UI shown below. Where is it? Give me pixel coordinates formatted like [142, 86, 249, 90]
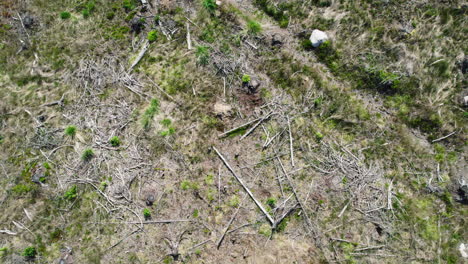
[141, 98, 160, 129]
[229, 195, 240, 207]
[60, 12, 71, 19]
[0, 0, 465, 263]
[11, 184, 32, 195]
[64, 185, 77, 201]
[143, 208, 151, 219]
[266, 197, 276, 208]
[195, 46, 210, 66]
[109, 136, 121, 147]
[202, 0, 216, 13]
[247, 20, 261, 34]
[0, 247, 7, 258]
[22, 247, 36, 259]
[241, 74, 251, 83]
[64, 125, 77, 137]
[147, 30, 158, 42]
[82, 148, 94, 161]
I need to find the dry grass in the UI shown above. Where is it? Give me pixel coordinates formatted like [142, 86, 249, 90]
[0, 0, 466, 263]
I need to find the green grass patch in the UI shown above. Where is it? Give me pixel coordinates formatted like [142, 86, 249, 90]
[81, 148, 94, 161]
[109, 136, 121, 147]
[60, 12, 71, 19]
[141, 98, 160, 129]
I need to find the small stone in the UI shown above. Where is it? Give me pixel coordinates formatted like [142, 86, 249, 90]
[247, 80, 260, 94]
[214, 102, 232, 117]
[146, 194, 155, 206]
[31, 167, 44, 184]
[462, 57, 468, 74]
[458, 184, 468, 204]
[271, 34, 283, 46]
[113, 185, 124, 196]
[309, 29, 329, 48]
[460, 243, 468, 258]
[37, 115, 46, 123]
[130, 17, 144, 34]
[23, 15, 34, 29]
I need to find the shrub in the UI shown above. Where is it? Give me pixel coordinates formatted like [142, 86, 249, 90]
[247, 20, 262, 34]
[192, 209, 199, 217]
[300, 39, 314, 50]
[43, 162, 51, 170]
[315, 131, 324, 141]
[276, 216, 288, 232]
[108, 26, 130, 39]
[202, 0, 216, 13]
[64, 185, 77, 201]
[315, 40, 339, 68]
[160, 118, 172, 127]
[258, 223, 272, 237]
[180, 180, 191, 190]
[22, 247, 36, 259]
[266, 197, 276, 208]
[106, 12, 115, 20]
[123, 0, 137, 12]
[196, 46, 210, 66]
[82, 9, 90, 18]
[141, 98, 160, 129]
[64, 125, 76, 137]
[82, 148, 94, 161]
[11, 184, 32, 195]
[147, 30, 158, 42]
[143, 208, 151, 219]
[160, 127, 175, 137]
[0, 247, 7, 257]
[205, 174, 214, 185]
[242, 74, 251, 83]
[100, 181, 108, 190]
[60, 12, 71, 19]
[229, 195, 240, 207]
[109, 136, 121, 147]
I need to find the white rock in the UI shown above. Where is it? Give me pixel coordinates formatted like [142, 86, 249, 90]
[310, 29, 329, 48]
[460, 243, 468, 258]
[214, 102, 232, 116]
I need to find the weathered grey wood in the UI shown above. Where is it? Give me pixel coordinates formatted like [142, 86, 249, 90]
[277, 157, 314, 232]
[218, 118, 261, 138]
[129, 40, 149, 71]
[213, 147, 275, 226]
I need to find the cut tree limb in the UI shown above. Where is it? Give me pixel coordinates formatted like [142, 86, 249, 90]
[216, 198, 243, 249]
[213, 147, 275, 226]
[186, 22, 192, 50]
[239, 111, 273, 141]
[277, 157, 314, 232]
[0, 229, 17, 235]
[287, 116, 295, 167]
[218, 117, 261, 138]
[431, 131, 457, 143]
[89, 219, 192, 224]
[40, 93, 65, 107]
[129, 40, 149, 71]
[387, 179, 393, 210]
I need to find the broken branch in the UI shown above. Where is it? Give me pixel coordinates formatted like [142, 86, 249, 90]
[213, 147, 275, 226]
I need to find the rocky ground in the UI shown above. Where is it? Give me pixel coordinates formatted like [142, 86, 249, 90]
[0, 0, 466, 263]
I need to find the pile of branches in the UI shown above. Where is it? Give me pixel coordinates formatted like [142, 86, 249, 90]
[64, 56, 145, 96]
